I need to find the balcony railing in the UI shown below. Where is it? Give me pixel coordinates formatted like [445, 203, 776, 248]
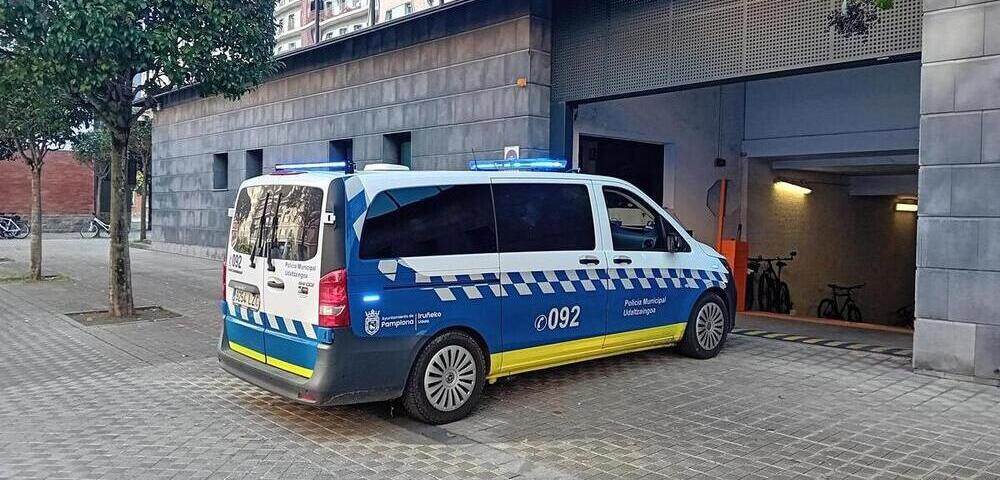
[274, 0, 454, 55]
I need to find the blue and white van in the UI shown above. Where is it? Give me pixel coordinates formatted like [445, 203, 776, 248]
[219, 161, 735, 424]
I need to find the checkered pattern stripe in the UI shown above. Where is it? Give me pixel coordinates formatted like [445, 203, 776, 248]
[220, 301, 331, 343]
[416, 268, 728, 302]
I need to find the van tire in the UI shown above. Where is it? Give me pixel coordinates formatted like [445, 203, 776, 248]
[402, 331, 486, 424]
[678, 292, 729, 359]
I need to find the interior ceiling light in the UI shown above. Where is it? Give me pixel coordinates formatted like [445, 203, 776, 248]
[774, 179, 812, 195]
[895, 202, 918, 212]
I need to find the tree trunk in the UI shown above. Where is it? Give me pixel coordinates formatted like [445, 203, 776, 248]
[29, 161, 43, 281]
[109, 127, 134, 317]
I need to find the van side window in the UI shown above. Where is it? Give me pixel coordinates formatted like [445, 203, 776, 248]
[493, 183, 595, 253]
[603, 186, 687, 252]
[360, 184, 497, 259]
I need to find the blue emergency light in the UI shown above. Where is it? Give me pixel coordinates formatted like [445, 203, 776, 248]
[468, 158, 568, 172]
[274, 160, 356, 174]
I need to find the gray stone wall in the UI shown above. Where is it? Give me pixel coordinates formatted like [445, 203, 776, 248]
[914, 0, 1000, 384]
[151, 3, 551, 254]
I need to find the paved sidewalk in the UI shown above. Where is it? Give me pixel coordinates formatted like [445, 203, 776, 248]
[0, 238, 998, 479]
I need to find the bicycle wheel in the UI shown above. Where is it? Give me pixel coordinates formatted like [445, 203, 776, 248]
[80, 221, 100, 238]
[756, 276, 773, 312]
[744, 273, 756, 310]
[845, 302, 862, 322]
[13, 221, 30, 239]
[776, 282, 791, 314]
[817, 299, 837, 319]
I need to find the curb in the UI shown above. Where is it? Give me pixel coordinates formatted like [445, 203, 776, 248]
[732, 328, 913, 358]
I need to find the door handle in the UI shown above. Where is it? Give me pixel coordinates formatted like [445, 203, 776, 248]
[266, 279, 285, 290]
[613, 255, 632, 265]
[578, 255, 601, 265]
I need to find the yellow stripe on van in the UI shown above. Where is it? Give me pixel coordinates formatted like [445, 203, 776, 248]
[266, 356, 314, 378]
[488, 324, 686, 380]
[228, 341, 314, 378]
[229, 341, 266, 363]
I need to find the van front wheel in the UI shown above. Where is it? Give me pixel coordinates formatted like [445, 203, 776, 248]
[678, 292, 729, 359]
[402, 331, 486, 424]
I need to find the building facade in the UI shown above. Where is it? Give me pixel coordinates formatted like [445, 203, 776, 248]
[0, 151, 95, 232]
[152, 0, 1000, 384]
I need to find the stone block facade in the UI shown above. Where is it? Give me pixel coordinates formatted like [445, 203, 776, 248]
[914, 0, 1000, 384]
[151, 0, 551, 255]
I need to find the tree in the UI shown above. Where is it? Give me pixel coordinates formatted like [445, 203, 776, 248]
[828, 0, 895, 37]
[73, 120, 152, 239]
[2, 0, 277, 316]
[0, 56, 89, 280]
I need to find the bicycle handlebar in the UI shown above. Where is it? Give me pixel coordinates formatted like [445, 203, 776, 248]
[749, 254, 796, 262]
[827, 283, 865, 291]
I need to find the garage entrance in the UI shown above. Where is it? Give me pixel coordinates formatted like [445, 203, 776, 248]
[578, 136, 664, 203]
[569, 61, 920, 330]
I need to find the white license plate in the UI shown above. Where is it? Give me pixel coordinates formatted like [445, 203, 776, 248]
[232, 288, 260, 310]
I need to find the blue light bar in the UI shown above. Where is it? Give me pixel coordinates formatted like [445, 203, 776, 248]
[274, 161, 347, 173]
[468, 158, 568, 172]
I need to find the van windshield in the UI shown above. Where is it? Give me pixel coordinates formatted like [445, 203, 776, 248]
[230, 184, 325, 261]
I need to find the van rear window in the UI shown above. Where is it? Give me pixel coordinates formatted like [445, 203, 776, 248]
[360, 184, 497, 259]
[230, 185, 324, 261]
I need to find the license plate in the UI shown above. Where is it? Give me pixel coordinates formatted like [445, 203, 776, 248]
[232, 288, 260, 310]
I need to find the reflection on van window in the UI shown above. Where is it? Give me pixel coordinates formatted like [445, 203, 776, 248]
[230, 185, 324, 261]
[360, 184, 497, 259]
[493, 183, 595, 253]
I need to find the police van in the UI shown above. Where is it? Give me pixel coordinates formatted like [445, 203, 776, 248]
[219, 159, 735, 424]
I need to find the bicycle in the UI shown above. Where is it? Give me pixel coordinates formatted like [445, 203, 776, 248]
[890, 303, 914, 329]
[748, 251, 796, 314]
[0, 213, 30, 239]
[817, 283, 865, 322]
[80, 216, 110, 238]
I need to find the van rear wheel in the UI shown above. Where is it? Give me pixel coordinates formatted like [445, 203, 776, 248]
[678, 292, 729, 359]
[402, 331, 485, 424]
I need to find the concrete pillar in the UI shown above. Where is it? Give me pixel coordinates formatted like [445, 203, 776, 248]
[913, 0, 1000, 384]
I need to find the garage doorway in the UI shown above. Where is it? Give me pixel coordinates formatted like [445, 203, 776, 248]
[578, 135, 664, 203]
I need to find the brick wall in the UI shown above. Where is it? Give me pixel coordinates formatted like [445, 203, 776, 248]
[0, 150, 94, 231]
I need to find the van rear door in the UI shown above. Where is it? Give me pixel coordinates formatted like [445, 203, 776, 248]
[256, 181, 330, 378]
[225, 185, 271, 361]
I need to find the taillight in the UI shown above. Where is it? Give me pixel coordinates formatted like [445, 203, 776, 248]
[222, 260, 228, 300]
[318, 268, 349, 327]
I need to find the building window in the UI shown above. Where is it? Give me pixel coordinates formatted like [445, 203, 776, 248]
[277, 19, 284, 33]
[329, 139, 353, 165]
[382, 132, 411, 167]
[325, 31, 334, 39]
[339, 27, 348, 35]
[353, 24, 362, 31]
[213, 153, 229, 191]
[405, 2, 413, 14]
[245, 149, 263, 179]
[288, 13, 296, 29]
[289, 41, 297, 49]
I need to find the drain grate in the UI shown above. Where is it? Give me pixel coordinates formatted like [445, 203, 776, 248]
[65, 305, 181, 326]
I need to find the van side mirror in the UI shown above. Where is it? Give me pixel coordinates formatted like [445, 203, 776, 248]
[665, 233, 684, 253]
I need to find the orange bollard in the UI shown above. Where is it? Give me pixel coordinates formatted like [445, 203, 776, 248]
[718, 239, 749, 312]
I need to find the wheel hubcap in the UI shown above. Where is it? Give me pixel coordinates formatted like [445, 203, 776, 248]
[423, 345, 476, 412]
[695, 302, 725, 350]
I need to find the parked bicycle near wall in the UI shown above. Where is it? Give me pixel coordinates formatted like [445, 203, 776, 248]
[80, 215, 110, 238]
[817, 283, 865, 322]
[747, 251, 796, 314]
[0, 213, 30, 239]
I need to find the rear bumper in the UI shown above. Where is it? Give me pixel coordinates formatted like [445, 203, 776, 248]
[218, 328, 400, 406]
[218, 322, 423, 406]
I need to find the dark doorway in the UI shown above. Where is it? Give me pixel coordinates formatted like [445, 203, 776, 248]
[579, 136, 664, 203]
